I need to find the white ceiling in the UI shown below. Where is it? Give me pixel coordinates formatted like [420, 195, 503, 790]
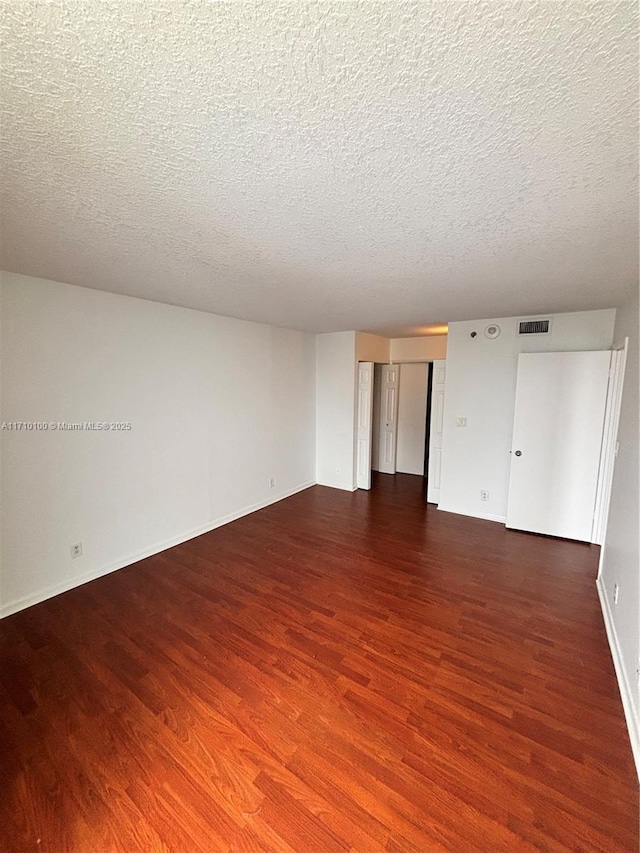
[1, 2, 637, 336]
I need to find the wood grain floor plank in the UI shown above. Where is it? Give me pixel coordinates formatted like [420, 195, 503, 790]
[0, 473, 637, 852]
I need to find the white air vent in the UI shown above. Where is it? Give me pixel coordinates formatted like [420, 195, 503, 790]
[518, 319, 551, 336]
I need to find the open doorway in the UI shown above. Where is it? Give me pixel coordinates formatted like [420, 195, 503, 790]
[396, 362, 430, 476]
[360, 360, 446, 502]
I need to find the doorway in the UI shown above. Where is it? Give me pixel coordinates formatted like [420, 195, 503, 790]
[396, 363, 429, 476]
[360, 361, 445, 501]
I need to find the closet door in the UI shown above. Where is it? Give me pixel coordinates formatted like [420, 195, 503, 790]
[377, 364, 399, 475]
[427, 360, 446, 504]
[506, 350, 610, 542]
[356, 362, 374, 489]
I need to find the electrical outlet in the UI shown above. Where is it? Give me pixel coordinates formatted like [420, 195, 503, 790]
[269, 478, 275, 489]
[613, 583, 619, 604]
[480, 490, 489, 501]
[71, 542, 83, 559]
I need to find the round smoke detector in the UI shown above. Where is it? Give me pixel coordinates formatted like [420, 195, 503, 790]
[484, 324, 501, 340]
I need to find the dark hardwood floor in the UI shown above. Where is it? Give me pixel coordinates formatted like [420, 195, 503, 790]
[1, 473, 637, 852]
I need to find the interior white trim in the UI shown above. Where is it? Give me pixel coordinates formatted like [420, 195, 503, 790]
[593, 341, 628, 547]
[0, 480, 315, 619]
[316, 481, 358, 492]
[437, 506, 507, 524]
[596, 577, 640, 781]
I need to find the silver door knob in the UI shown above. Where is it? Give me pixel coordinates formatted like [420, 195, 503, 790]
[514, 450, 522, 457]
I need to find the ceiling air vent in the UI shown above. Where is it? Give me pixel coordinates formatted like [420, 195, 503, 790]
[518, 319, 551, 336]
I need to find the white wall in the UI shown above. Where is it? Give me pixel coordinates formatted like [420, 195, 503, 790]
[356, 332, 389, 363]
[356, 332, 447, 363]
[0, 273, 316, 616]
[597, 292, 639, 776]
[396, 363, 428, 476]
[439, 310, 616, 522]
[316, 331, 357, 490]
[390, 335, 447, 362]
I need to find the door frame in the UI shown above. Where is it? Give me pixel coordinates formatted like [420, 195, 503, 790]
[594, 338, 628, 553]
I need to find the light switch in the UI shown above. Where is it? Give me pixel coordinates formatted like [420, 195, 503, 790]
[456, 417, 467, 428]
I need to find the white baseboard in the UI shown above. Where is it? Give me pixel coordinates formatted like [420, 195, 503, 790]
[597, 577, 640, 781]
[437, 504, 507, 524]
[316, 480, 357, 492]
[0, 480, 315, 619]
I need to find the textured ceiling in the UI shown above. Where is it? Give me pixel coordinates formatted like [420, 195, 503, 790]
[1, 2, 637, 335]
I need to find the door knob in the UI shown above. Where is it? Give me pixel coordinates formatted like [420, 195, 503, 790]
[514, 450, 522, 457]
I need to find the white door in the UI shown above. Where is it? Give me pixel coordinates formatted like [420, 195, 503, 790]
[372, 364, 383, 472]
[356, 362, 374, 490]
[377, 364, 399, 475]
[427, 360, 446, 504]
[506, 350, 611, 542]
